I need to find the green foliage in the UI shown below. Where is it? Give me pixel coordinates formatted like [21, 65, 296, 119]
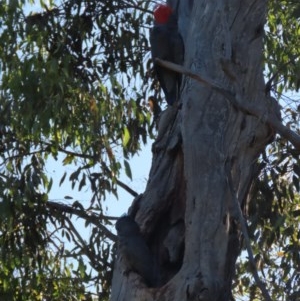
[0, 249, 92, 301]
[243, 3, 300, 298]
[233, 149, 300, 299]
[0, 0, 153, 299]
[0, 0, 300, 300]
[265, 0, 300, 95]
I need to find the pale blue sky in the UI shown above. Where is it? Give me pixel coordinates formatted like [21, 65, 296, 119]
[47, 143, 152, 218]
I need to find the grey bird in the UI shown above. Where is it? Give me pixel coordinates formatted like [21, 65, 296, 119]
[116, 215, 157, 287]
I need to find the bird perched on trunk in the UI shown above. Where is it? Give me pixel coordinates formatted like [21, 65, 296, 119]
[116, 215, 157, 287]
[150, 4, 184, 106]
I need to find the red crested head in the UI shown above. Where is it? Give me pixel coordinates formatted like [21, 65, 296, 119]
[154, 4, 173, 24]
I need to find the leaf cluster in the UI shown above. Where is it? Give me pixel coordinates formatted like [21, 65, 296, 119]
[232, 1, 300, 299]
[0, 0, 156, 299]
[233, 138, 300, 299]
[265, 0, 300, 95]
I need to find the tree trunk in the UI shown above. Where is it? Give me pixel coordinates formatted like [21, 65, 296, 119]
[111, 0, 271, 300]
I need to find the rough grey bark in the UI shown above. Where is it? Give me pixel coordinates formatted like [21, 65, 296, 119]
[111, 0, 271, 300]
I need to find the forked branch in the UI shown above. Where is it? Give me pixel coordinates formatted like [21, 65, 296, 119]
[155, 58, 300, 150]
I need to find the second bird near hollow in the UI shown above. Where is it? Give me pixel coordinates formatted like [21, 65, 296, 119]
[150, 4, 184, 106]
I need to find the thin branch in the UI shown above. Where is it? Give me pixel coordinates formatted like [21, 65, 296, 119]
[225, 161, 273, 301]
[155, 58, 300, 150]
[47, 201, 117, 242]
[101, 162, 139, 197]
[115, 178, 139, 197]
[44, 142, 139, 197]
[64, 216, 102, 270]
[116, 1, 153, 14]
[42, 142, 94, 160]
[2, 149, 47, 163]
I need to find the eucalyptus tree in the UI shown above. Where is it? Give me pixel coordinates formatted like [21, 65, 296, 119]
[0, 1, 299, 300]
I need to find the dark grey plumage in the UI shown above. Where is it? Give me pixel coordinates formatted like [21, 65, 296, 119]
[116, 215, 157, 286]
[150, 13, 184, 105]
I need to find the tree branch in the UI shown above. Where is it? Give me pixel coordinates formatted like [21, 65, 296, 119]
[42, 141, 94, 160]
[101, 162, 139, 197]
[47, 201, 117, 242]
[64, 215, 103, 271]
[155, 58, 300, 150]
[43, 142, 139, 197]
[115, 178, 139, 197]
[225, 161, 273, 301]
